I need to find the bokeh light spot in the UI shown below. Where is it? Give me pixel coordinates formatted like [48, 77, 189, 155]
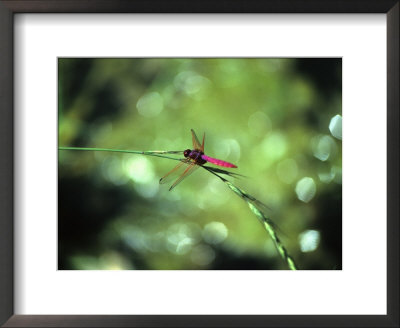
[329, 114, 342, 140]
[332, 166, 342, 184]
[312, 135, 337, 161]
[185, 75, 210, 95]
[166, 223, 201, 255]
[318, 170, 336, 183]
[174, 71, 211, 100]
[191, 244, 216, 266]
[146, 232, 165, 253]
[124, 157, 155, 184]
[299, 230, 321, 252]
[101, 156, 129, 186]
[202, 221, 228, 245]
[175, 237, 194, 255]
[295, 177, 317, 203]
[136, 92, 164, 118]
[262, 132, 287, 160]
[99, 251, 132, 270]
[248, 111, 272, 137]
[121, 227, 148, 253]
[133, 180, 159, 198]
[211, 138, 241, 162]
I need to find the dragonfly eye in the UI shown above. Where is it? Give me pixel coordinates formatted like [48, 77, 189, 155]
[183, 149, 191, 157]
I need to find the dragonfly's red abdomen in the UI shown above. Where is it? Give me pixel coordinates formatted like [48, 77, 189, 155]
[201, 154, 237, 168]
[184, 149, 237, 168]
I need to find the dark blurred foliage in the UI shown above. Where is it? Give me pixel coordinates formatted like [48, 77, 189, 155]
[58, 58, 342, 270]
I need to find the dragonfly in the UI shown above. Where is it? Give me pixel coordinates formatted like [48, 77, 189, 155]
[160, 129, 237, 191]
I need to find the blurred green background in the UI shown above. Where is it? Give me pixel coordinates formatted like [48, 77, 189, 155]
[58, 58, 342, 270]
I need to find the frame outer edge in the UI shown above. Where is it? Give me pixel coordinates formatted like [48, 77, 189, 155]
[1, 1, 398, 327]
[387, 2, 400, 326]
[0, 1, 14, 327]
[0, 0, 399, 13]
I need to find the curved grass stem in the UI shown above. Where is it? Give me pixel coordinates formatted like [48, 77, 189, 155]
[202, 166, 298, 270]
[58, 146, 184, 161]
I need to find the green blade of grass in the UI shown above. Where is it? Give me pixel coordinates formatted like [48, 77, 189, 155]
[59, 146, 184, 161]
[202, 166, 298, 270]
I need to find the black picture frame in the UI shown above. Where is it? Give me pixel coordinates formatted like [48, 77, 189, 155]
[0, 1, 398, 327]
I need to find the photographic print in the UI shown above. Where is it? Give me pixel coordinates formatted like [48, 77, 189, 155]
[58, 58, 342, 270]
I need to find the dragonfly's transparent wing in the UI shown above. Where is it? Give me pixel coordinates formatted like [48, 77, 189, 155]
[169, 162, 200, 191]
[159, 160, 190, 185]
[191, 129, 203, 151]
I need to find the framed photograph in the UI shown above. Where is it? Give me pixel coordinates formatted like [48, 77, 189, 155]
[57, 57, 341, 272]
[1, 1, 398, 327]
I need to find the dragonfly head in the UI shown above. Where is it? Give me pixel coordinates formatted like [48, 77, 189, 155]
[183, 149, 191, 157]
